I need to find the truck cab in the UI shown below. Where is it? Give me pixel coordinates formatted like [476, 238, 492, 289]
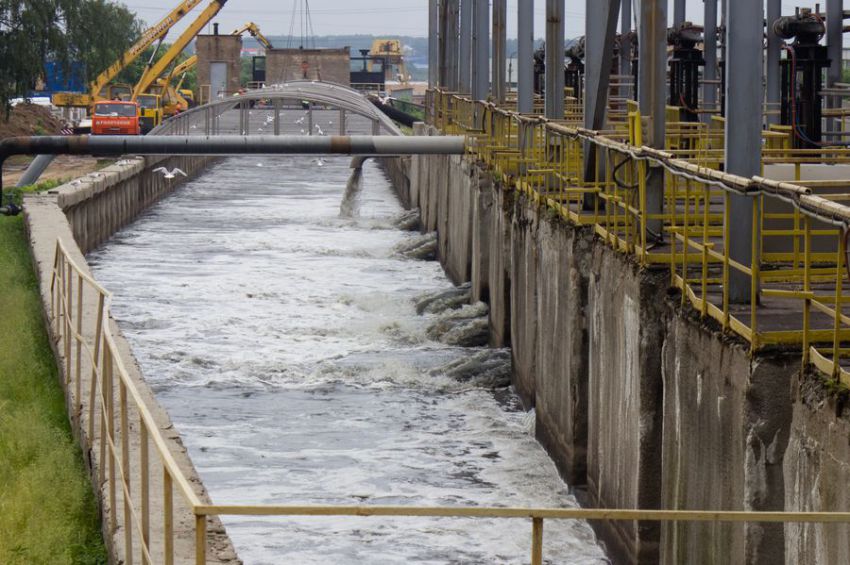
[91, 101, 141, 135]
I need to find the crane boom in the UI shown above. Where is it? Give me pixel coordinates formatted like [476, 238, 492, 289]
[53, 0, 204, 107]
[232, 22, 274, 50]
[133, 0, 228, 99]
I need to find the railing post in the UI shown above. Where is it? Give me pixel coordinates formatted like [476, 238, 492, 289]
[121, 380, 133, 565]
[75, 272, 83, 427]
[164, 468, 174, 565]
[140, 419, 150, 564]
[88, 292, 104, 444]
[531, 517, 543, 565]
[195, 514, 207, 565]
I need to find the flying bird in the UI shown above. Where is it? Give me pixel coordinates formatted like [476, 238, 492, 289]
[153, 167, 187, 180]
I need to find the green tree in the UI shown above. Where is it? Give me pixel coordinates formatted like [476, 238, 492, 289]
[0, 0, 142, 113]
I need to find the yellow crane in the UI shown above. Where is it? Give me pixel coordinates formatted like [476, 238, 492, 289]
[132, 0, 228, 100]
[368, 39, 410, 83]
[52, 0, 205, 108]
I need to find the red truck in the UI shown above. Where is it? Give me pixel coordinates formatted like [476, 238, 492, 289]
[91, 100, 141, 135]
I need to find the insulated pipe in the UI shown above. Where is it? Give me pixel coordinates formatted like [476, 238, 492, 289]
[459, 0, 473, 93]
[639, 0, 667, 237]
[15, 154, 57, 187]
[517, 0, 534, 113]
[827, 1, 844, 134]
[492, 0, 507, 104]
[472, 0, 490, 101]
[673, 0, 686, 27]
[725, 0, 764, 303]
[619, 0, 632, 99]
[765, 0, 781, 126]
[0, 135, 466, 214]
[545, 0, 565, 118]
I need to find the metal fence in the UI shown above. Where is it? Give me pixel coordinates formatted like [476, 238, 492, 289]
[44, 93, 850, 565]
[430, 89, 850, 384]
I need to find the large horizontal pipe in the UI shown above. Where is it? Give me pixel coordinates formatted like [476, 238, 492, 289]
[0, 135, 466, 161]
[0, 134, 465, 215]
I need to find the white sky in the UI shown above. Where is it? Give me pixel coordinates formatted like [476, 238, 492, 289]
[120, 1, 824, 39]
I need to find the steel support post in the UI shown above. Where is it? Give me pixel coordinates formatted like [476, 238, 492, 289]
[459, 0, 473, 93]
[492, 0, 507, 104]
[545, 0, 565, 119]
[429, 0, 439, 88]
[273, 99, 280, 135]
[15, 155, 56, 187]
[444, 0, 460, 91]
[517, 0, 534, 113]
[638, 0, 667, 238]
[827, 0, 843, 135]
[702, 0, 719, 124]
[673, 0, 685, 26]
[472, 0, 490, 102]
[725, 0, 763, 303]
[619, 0, 632, 99]
[765, 0, 781, 126]
[583, 0, 622, 182]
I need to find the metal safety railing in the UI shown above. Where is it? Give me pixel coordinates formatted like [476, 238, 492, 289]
[50, 165, 850, 565]
[430, 89, 850, 385]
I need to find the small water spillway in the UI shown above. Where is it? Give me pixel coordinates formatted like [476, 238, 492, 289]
[88, 156, 607, 564]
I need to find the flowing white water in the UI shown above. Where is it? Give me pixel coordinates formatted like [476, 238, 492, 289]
[88, 156, 607, 564]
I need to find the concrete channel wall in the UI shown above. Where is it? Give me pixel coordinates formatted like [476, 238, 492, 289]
[383, 124, 850, 564]
[24, 156, 240, 564]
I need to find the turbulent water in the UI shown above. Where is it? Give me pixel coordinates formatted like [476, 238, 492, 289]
[88, 156, 607, 564]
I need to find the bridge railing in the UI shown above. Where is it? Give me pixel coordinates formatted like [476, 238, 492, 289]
[430, 89, 850, 384]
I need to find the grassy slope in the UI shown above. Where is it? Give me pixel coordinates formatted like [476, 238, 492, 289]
[0, 215, 106, 564]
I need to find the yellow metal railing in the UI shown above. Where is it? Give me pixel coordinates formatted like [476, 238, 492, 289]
[430, 89, 850, 385]
[50, 94, 850, 562]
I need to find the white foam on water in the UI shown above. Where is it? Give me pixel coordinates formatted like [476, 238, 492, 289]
[89, 156, 607, 564]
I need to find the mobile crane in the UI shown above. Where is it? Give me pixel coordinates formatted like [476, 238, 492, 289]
[51, 0, 204, 108]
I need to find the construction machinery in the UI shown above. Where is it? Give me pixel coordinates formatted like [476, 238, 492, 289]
[368, 39, 410, 83]
[51, 0, 204, 108]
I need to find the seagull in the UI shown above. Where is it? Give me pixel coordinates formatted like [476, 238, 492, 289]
[116, 159, 134, 166]
[88, 172, 103, 178]
[295, 117, 305, 125]
[153, 167, 187, 180]
[314, 157, 325, 167]
[315, 125, 324, 136]
[256, 163, 264, 167]
[300, 128, 305, 134]
[70, 180, 82, 186]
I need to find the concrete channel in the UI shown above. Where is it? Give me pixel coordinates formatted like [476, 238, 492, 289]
[20, 121, 850, 563]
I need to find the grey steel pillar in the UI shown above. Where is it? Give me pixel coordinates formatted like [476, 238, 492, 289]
[545, 0, 565, 118]
[827, 0, 843, 136]
[518, 0, 534, 113]
[273, 99, 280, 135]
[472, 0, 489, 101]
[492, 0, 507, 104]
[703, 0, 719, 123]
[584, 0, 622, 181]
[339, 109, 346, 135]
[429, 0, 439, 87]
[725, 0, 763, 303]
[673, 0, 685, 26]
[459, 0, 473, 93]
[619, 0, 632, 99]
[638, 0, 667, 238]
[444, 0, 460, 91]
[765, 0, 781, 126]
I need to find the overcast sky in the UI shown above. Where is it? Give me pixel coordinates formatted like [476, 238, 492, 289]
[120, 1, 824, 39]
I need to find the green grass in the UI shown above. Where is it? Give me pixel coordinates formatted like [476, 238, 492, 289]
[0, 215, 107, 564]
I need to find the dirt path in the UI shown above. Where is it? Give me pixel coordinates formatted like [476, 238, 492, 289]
[3, 155, 107, 187]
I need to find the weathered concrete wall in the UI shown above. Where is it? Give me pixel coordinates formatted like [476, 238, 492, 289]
[784, 372, 850, 564]
[196, 35, 243, 99]
[265, 47, 351, 85]
[401, 126, 830, 564]
[25, 158, 238, 564]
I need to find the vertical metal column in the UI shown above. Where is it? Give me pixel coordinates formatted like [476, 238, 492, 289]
[429, 0, 439, 88]
[339, 109, 346, 135]
[517, 0, 534, 113]
[619, 0, 632, 99]
[492, 0, 507, 104]
[584, 0, 622, 181]
[703, 0, 719, 124]
[459, 0, 473, 93]
[445, 0, 460, 91]
[273, 98, 280, 135]
[472, 0, 490, 101]
[827, 0, 844, 135]
[673, 0, 686, 26]
[638, 0, 667, 237]
[765, 0, 781, 126]
[725, 0, 763, 303]
[545, 0, 565, 118]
